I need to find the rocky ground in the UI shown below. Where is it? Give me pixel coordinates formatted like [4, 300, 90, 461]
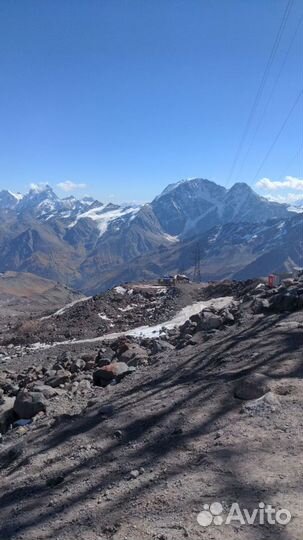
[0, 283, 201, 345]
[0, 277, 303, 539]
[0, 280, 261, 346]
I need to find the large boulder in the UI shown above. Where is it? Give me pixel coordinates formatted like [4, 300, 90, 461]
[252, 298, 270, 314]
[0, 396, 16, 434]
[199, 312, 222, 331]
[96, 348, 116, 362]
[220, 308, 235, 324]
[14, 391, 46, 419]
[234, 373, 271, 401]
[118, 344, 149, 367]
[69, 358, 86, 373]
[80, 353, 96, 370]
[93, 362, 134, 387]
[180, 320, 198, 336]
[269, 293, 298, 313]
[189, 313, 202, 325]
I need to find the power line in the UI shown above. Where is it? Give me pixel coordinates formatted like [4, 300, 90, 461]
[280, 142, 303, 179]
[237, 9, 303, 178]
[226, 0, 294, 186]
[252, 88, 303, 182]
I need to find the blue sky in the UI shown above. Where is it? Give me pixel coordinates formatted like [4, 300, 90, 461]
[0, 0, 302, 203]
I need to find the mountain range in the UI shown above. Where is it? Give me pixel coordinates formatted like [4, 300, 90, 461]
[0, 179, 302, 293]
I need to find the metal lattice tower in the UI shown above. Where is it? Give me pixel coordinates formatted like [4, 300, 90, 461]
[193, 242, 202, 282]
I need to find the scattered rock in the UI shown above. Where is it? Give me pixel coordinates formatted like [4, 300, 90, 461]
[129, 469, 140, 479]
[199, 312, 222, 331]
[234, 373, 271, 400]
[70, 358, 86, 373]
[45, 370, 71, 388]
[252, 298, 270, 314]
[118, 343, 149, 367]
[14, 390, 46, 419]
[93, 362, 135, 387]
[241, 392, 281, 416]
[150, 339, 174, 354]
[32, 384, 59, 399]
[0, 396, 16, 434]
[77, 379, 91, 391]
[269, 293, 298, 312]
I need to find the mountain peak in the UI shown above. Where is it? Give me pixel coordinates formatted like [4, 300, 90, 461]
[225, 182, 256, 202]
[8, 190, 23, 201]
[28, 184, 57, 197]
[228, 182, 254, 193]
[0, 190, 21, 210]
[157, 177, 224, 200]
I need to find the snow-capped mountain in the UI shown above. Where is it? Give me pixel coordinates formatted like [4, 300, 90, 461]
[98, 213, 303, 292]
[0, 190, 23, 210]
[68, 202, 141, 236]
[15, 185, 97, 220]
[0, 185, 141, 232]
[291, 200, 303, 211]
[151, 178, 291, 238]
[0, 178, 300, 292]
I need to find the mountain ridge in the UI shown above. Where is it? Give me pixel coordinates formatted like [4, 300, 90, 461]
[0, 178, 302, 292]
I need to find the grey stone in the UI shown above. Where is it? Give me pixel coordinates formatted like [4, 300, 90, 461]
[241, 392, 281, 416]
[14, 391, 46, 419]
[93, 362, 132, 387]
[32, 385, 59, 399]
[199, 313, 222, 331]
[45, 370, 71, 388]
[234, 373, 271, 400]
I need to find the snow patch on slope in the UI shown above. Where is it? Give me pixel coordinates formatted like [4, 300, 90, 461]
[33, 296, 234, 348]
[126, 296, 233, 338]
[8, 191, 23, 201]
[40, 296, 91, 320]
[288, 205, 303, 214]
[69, 204, 141, 237]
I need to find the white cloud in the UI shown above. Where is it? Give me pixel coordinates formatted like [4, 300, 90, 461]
[265, 192, 303, 204]
[57, 181, 87, 192]
[256, 176, 303, 191]
[30, 182, 48, 192]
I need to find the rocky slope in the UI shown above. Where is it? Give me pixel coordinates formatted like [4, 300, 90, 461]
[0, 275, 303, 539]
[0, 282, 213, 345]
[91, 214, 303, 292]
[0, 271, 84, 315]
